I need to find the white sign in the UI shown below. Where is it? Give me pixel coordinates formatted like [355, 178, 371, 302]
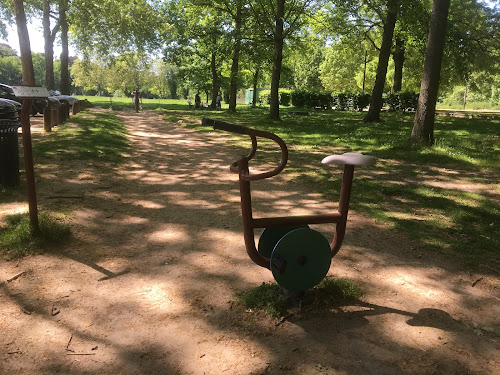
[11, 86, 49, 98]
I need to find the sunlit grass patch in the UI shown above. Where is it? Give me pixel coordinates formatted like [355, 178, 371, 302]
[0, 212, 70, 259]
[313, 277, 363, 301]
[33, 111, 130, 164]
[235, 278, 363, 318]
[235, 282, 288, 319]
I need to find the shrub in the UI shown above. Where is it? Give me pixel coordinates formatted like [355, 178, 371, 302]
[291, 90, 333, 108]
[351, 93, 371, 111]
[259, 89, 270, 105]
[333, 92, 351, 110]
[385, 91, 419, 111]
[279, 90, 291, 106]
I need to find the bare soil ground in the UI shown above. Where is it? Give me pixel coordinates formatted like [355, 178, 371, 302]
[1, 109, 499, 375]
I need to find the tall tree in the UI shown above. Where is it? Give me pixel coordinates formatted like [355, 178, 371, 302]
[250, 0, 316, 120]
[42, 0, 59, 90]
[59, 0, 70, 94]
[70, 0, 162, 56]
[13, 0, 40, 234]
[363, 0, 399, 122]
[411, 0, 450, 145]
[392, 35, 404, 92]
[165, 0, 230, 107]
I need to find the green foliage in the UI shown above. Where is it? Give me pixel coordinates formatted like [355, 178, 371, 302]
[351, 92, 371, 111]
[290, 90, 370, 111]
[333, 92, 350, 110]
[69, 0, 163, 57]
[279, 90, 291, 106]
[291, 90, 333, 108]
[0, 212, 70, 259]
[259, 89, 271, 105]
[0, 55, 22, 84]
[385, 91, 419, 111]
[0, 43, 17, 57]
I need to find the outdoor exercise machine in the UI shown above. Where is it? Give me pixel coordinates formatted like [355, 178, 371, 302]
[203, 118, 376, 292]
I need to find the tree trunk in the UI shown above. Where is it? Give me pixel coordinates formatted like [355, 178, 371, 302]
[463, 80, 468, 110]
[269, 0, 285, 121]
[362, 50, 367, 93]
[363, 0, 398, 123]
[252, 67, 259, 107]
[392, 36, 405, 92]
[210, 51, 219, 109]
[43, 0, 55, 90]
[59, 0, 70, 95]
[411, 0, 450, 145]
[229, 3, 242, 113]
[13, 0, 40, 234]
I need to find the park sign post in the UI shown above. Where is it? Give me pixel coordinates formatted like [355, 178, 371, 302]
[12, 85, 50, 235]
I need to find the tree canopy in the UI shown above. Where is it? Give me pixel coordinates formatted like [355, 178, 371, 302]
[0, 0, 498, 117]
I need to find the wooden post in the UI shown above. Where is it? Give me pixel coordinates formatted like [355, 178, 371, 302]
[43, 106, 51, 132]
[58, 103, 65, 124]
[51, 106, 58, 127]
[13, 0, 40, 234]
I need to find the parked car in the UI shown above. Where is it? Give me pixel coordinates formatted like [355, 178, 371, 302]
[0, 98, 19, 120]
[48, 90, 79, 107]
[0, 98, 22, 116]
[0, 83, 46, 116]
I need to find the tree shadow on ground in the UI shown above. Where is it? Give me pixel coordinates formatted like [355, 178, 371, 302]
[1, 109, 498, 374]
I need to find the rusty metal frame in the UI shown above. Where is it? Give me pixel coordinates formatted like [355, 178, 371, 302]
[204, 118, 357, 270]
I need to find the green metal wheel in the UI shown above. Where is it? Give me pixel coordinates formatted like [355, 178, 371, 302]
[270, 228, 331, 291]
[257, 225, 309, 258]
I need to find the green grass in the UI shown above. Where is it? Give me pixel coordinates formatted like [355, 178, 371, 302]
[0, 212, 71, 259]
[154, 102, 499, 269]
[235, 278, 363, 318]
[235, 282, 288, 318]
[314, 277, 363, 301]
[33, 110, 130, 164]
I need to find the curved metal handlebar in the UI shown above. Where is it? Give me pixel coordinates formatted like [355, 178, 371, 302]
[203, 117, 288, 181]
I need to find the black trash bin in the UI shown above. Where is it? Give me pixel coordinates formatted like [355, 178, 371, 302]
[0, 120, 21, 187]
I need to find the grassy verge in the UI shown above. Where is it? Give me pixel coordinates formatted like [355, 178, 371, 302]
[1, 109, 130, 259]
[32, 110, 130, 164]
[153, 102, 499, 269]
[0, 212, 70, 259]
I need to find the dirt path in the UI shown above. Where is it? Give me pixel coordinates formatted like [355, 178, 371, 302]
[1, 109, 499, 374]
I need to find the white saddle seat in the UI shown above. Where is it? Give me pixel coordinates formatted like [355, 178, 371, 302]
[321, 152, 376, 166]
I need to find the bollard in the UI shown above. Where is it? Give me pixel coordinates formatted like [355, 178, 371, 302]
[58, 103, 65, 124]
[51, 105, 58, 127]
[72, 100, 79, 115]
[43, 106, 51, 132]
[0, 120, 21, 187]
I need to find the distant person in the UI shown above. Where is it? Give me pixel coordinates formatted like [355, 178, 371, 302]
[132, 89, 141, 112]
[216, 93, 222, 109]
[195, 92, 201, 109]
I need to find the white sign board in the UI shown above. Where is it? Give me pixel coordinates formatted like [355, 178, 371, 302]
[11, 86, 49, 99]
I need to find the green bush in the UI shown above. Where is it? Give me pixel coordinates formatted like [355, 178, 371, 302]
[385, 92, 419, 111]
[291, 90, 333, 108]
[333, 92, 351, 110]
[259, 89, 270, 105]
[351, 93, 371, 111]
[279, 90, 291, 106]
